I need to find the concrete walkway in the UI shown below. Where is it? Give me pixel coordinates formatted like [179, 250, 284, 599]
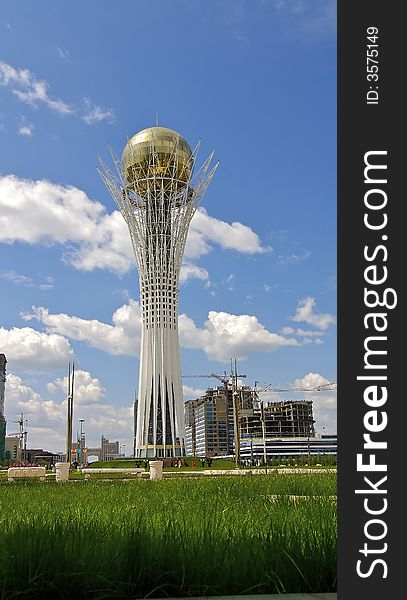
[155, 594, 336, 600]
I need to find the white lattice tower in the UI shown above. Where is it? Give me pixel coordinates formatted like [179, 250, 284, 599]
[99, 128, 217, 457]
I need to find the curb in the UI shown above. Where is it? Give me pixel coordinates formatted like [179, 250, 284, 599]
[154, 594, 337, 600]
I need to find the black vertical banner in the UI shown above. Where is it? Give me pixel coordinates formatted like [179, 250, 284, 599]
[338, 1, 403, 598]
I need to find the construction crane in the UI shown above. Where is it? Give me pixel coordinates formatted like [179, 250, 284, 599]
[251, 381, 336, 468]
[9, 412, 28, 462]
[253, 380, 337, 394]
[182, 372, 247, 386]
[183, 361, 248, 468]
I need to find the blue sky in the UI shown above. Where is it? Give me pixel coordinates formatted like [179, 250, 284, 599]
[0, 0, 336, 453]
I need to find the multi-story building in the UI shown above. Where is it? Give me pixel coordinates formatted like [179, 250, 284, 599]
[184, 399, 196, 456]
[86, 447, 102, 461]
[185, 385, 256, 457]
[185, 388, 230, 457]
[5, 436, 20, 461]
[100, 436, 120, 461]
[240, 433, 337, 463]
[185, 386, 318, 459]
[240, 400, 315, 439]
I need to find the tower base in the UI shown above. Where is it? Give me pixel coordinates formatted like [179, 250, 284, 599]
[135, 444, 183, 458]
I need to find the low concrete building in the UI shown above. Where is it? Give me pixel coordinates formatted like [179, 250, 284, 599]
[240, 433, 337, 463]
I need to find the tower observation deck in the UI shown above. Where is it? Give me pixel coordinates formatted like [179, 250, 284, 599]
[100, 127, 218, 457]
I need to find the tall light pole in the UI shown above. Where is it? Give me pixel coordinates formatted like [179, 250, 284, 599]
[66, 362, 75, 464]
[79, 418, 85, 467]
[231, 359, 241, 469]
[100, 127, 218, 459]
[260, 399, 267, 473]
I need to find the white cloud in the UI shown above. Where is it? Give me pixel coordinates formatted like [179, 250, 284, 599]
[82, 97, 115, 125]
[179, 263, 209, 284]
[24, 299, 141, 357]
[278, 250, 311, 264]
[0, 60, 74, 115]
[0, 175, 267, 278]
[291, 297, 336, 331]
[23, 299, 299, 364]
[0, 326, 73, 370]
[56, 47, 71, 61]
[0, 174, 107, 244]
[47, 369, 106, 405]
[187, 208, 269, 257]
[0, 60, 114, 124]
[293, 373, 337, 432]
[18, 115, 34, 136]
[179, 310, 299, 362]
[182, 384, 206, 400]
[1, 270, 54, 290]
[281, 326, 323, 337]
[5, 372, 133, 451]
[222, 273, 235, 291]
[293, 372, 329, 388]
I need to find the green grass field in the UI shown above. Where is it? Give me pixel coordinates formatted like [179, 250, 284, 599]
[0, 474, 336, 599]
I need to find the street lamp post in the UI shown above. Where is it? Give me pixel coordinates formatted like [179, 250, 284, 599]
[260, 399, 267, 474]
[79, 419, 85, 467]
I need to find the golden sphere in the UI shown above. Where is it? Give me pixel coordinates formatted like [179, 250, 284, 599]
[122, 126, 192, 194]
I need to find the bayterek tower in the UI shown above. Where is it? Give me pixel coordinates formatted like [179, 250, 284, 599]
[100, 127, 217, 457]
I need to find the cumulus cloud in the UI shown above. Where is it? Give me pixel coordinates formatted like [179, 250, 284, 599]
[179, 263, 209, 283]
[179, 310, 299, 362]
[0, 326, 74, 370]
[24, 299, 141, 357]
[47, 370, 106, 405]
[291, 297, 336, 331]
[294, 372, 330, 388]
[293, 372, 337, 432]
[187, 208, 269, 258]
[23, 300, 298, 363]
[182, 384, 206, 400]
[0, 174, 108, 244]
[0, 175, 267, 278]
[5, 372, 133, 451]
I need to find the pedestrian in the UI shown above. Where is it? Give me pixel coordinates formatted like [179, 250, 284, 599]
[192, 459, 196, 467]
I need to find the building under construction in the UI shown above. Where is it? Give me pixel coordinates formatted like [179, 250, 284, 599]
[240, 399, 315, 439]
[184, 384, 315, 457]
[0, 354, 6, 461]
